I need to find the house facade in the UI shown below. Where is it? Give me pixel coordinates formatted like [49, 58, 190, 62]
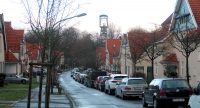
[0, 14, 6, 74]
[120, 34, 133, 77]
[150, 0, 200, 86]
[105, 39, 121, 73]
[4, 21, 24, 75]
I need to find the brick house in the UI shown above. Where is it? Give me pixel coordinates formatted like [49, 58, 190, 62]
[4, 21, 24, 75]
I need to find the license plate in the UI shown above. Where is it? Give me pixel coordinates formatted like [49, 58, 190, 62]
[173, 99, 185, 102]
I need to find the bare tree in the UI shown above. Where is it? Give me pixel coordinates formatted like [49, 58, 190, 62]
[169, 21, 200, 83]
[22, 0, 80, 63]
[135, 27, 166, 81]
[107, 23, 121, 39]
[22, 0, 80, 107]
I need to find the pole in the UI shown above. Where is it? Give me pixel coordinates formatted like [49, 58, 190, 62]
[125, 44, 127, 77]
[38, 68, 43, 108]
[27, 65, 33, 108]
[45, 65, 52, 108]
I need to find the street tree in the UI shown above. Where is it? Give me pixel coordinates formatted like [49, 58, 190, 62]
[135, 27, 167, 81]
[168, 21, 200, 83]
[128, 28, 148, 77]
[22, 0, 81, 107]
[107, 23, 121, 39]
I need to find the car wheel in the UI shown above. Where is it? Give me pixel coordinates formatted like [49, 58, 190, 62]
[104, 88, 107, 94]
[121, 91, 127, 100]
[21, 80, 26, 84]
[153, 99, 160, 108]
[142, 96, 148, 107]
[115, 90, 118, 97]
[108, 86, 112, 95]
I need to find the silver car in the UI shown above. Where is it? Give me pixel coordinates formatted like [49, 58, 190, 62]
[5, 75, 29, 84]
[115, 77, 147, 100]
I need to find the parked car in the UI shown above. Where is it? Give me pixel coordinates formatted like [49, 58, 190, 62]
[94, 76, 102, 89]
[84, 70, 107, 88]
[115, 77, 147, 100]
[71, 68, 79, 77]
[142, 78, 192, 108]
[188, 81, 200, 108]
[98, 76, 109, 91]
[79, 73, 87, 84]
[5, 75, 29, 84]
[104, 74, 128, 95]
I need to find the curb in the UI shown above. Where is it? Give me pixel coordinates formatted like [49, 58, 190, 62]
[61, 86, 77, 108]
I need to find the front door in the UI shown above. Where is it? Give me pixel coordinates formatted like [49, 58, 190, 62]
[147, 66, 153, 84]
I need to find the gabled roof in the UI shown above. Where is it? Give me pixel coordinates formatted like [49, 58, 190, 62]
[5, 50, 18, 62]
[4, 21, 24, 62]
[5, 22, 24, 53]
[188, 0, 200, 25]
[170, 0, 200, 30]
[106, 39, 121, 64]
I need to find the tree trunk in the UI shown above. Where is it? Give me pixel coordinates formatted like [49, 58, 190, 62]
[151, 59, 154, 80]
[186, 55, 190, 83]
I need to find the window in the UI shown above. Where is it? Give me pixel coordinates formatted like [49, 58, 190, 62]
[178, 14, 190, 24]
[136, 66, 144, 73]
[114, 76, 127, 80]
[128, 79, 146, 85]
[162, 80, 190, 89]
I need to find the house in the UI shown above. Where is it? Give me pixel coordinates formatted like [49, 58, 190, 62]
[121, 15, 171, 82]
[4, 21, 24, 75]
[120, 34, 133, 76]
[167, 0, 200, 86]
[0, 14, 7, 74]
[147, 0, 200, 86]
[105, 39, 121, 73]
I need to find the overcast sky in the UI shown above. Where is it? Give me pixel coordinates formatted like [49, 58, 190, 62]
[0, 0, 177, 33]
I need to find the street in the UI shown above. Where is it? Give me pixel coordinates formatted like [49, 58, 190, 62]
[59, 71, 143, 108]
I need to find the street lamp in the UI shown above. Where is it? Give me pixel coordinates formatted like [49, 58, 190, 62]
[45, 12, 87, 108]
[54, 13, 87, 27]
[76, 13, 87, 17]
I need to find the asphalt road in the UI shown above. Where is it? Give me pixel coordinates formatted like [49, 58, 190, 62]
[59, 71, 143, 108]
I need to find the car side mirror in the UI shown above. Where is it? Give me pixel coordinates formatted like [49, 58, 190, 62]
[194, 88, 200, 95]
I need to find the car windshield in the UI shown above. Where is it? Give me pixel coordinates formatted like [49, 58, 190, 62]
[103, 77, 109, 80]
[162, 80, 190, 89]
[114, 76, 127, 80]
[128, 79, 146, 85]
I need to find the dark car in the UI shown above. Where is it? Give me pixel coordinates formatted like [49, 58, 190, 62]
[142, 78, 192, 108]
[84, 70, 107, 88]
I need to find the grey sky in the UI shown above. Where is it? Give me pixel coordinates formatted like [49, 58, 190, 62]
[0, 0, 177, 33]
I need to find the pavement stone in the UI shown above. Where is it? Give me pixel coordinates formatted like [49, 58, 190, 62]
[11, 85, 71, 108]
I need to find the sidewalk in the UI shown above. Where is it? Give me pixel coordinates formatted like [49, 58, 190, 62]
[11, 85, 72, 108]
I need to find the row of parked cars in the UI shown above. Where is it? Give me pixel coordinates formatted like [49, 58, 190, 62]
[70, 68, 200, 108]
